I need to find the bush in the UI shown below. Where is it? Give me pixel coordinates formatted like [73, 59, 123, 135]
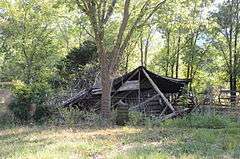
[8, 81, 53, 123]
[0, 111, 19, 128]
[128, 111, 144, 126]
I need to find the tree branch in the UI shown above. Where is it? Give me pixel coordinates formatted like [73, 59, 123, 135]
[103, 0, 117, 24]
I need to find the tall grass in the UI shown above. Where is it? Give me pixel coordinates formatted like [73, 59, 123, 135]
[163, 113, 240, 129]
[0, 109, 240, 158]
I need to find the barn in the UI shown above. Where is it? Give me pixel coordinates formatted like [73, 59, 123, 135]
[63, 66, 193, 124]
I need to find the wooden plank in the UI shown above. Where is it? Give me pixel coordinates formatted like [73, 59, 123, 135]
[117, 80, 139, 91]
[142, 69, 176, 112]
[159, 106, 168, 117]
[111, 68, 141, 106]
[115, 68, 140, 93]
[129, 94, 160, 110]
[112, 91, 134, 108]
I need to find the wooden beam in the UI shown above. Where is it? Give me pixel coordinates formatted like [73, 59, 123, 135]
[138, 71, 141, 105]
[142, 69, 176, 112]
[159, 106, 167, 117]
[160, 108, 190, 121]
[111, 90, 134, 108]
[129, 94, 160, 111]
[119, 68, 140, 86]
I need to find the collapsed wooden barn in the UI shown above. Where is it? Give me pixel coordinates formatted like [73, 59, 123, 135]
[63, 66, 193, 123]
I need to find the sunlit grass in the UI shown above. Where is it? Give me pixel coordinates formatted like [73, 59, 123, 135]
[0, 123, 240, 159]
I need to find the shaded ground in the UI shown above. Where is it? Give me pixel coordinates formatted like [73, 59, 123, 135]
[0, 124, 240, 159]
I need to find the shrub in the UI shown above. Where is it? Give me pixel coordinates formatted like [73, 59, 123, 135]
[8, 81, 53, 123]
[128, 111, 144, 126]
[0, 111, 19, 128]
[8, 82, 31, 122]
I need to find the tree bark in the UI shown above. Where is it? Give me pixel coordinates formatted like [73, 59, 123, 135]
[165, 30, 170, 76]
[100, 63, 112, 118]
[175, 34, 181, 78]
[125, 53, 129, 74]
[140, 35, 144, 66]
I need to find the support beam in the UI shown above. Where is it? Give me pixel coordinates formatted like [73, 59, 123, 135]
[142, 69, 176, 112]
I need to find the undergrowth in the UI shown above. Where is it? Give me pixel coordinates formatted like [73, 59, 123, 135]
[163, 113, 240, 129]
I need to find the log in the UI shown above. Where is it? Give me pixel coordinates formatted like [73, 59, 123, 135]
[160, 108, 190, 121]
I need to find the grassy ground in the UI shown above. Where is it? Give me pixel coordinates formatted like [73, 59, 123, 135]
[0, 119, 240, 159]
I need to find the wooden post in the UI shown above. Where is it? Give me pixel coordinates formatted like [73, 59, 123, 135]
[142, 69, 176, 112]
[116, 100, 129, 126]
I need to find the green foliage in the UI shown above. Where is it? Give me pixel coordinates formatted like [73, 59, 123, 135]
[128, 112, 162, 128]
[65, 40, 97, 68]
[8, 81, 53, 123]
[178, 88, 189, 107]
[0, 0, 61, 84]
[128, 111, 144, 126]
[56, 40, 97, 77]
[9, 82, 32, 122]
[51, 40, 99, 90]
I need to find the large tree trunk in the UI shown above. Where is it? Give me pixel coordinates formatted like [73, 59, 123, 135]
[100, 59, 112, 118]
[231, 0, 239, 105]
[144, 29, 151, 68]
